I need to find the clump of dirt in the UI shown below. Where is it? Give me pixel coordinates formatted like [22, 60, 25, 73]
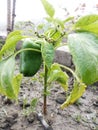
[0, 59, 98, 130]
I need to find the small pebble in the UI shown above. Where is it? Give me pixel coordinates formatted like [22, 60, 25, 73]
[93, 101, 98, 107]
[55, 98, 65, 104]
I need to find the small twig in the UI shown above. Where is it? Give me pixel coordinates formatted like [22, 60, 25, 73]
[37, 113, 53, 130]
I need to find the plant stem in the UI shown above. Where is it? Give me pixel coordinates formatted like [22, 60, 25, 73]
[43, 65, 48, 115]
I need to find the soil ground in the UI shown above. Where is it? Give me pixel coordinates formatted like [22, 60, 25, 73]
[0, 59, 98, 130]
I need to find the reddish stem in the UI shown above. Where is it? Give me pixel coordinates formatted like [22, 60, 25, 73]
[43, 65, 48, 115]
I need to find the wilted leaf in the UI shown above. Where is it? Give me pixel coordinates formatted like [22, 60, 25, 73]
[41, 0, 55, 17]
[61, 80, 86, 109]
[41, 41, 54, 68]
[48, 63, 69, 91]
[13, 74, 23, 98]
[68, 32, 98, 85]
[0, 55, 22, 99]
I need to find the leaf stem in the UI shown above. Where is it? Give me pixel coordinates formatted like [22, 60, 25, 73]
[57, 63, 80, 82]
[14, 48, 41, 57]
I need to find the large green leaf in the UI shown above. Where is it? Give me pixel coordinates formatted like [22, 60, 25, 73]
[74, 14, 98, 35]
[41, 0, 55, 17]
[68, 32, 98, 85]
[48, 63, 69, 91]
[75, 14, 98, 26]
[0, 55, 22, 99]
[41, 41, 54, 68]
[0, 30, 25, 59]
[61, 80, 86, 109]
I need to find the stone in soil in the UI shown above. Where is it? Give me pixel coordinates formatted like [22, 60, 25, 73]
[55, 98, 65, 104]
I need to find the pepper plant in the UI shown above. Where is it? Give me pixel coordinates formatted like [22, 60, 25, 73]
[0, 0, 98, 115]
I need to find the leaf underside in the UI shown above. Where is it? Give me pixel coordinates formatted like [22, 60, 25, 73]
[0, 55, 22, 99]
[61, 80, 86, 109]
[68, 32, 98, 85]
[48, 63, 69, 91]
[41, 41, 54, 68]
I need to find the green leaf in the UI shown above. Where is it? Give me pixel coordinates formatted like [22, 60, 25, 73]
[13, 74, 23, 98]
[0, 55, 22, 99]
[63, 16, 74, 23]
[44, 28, 62, 47]
[41, 0, 55, 17]
[37, 23, 44, 30]
[30, 98, 38, 109]
[48, 63, 69, 91]
[61, 80, 86, 109]
[75, 14, 98, 27]
[45, 17, 53, 22]
[54, 18, 65, 29]
[68, 32, 98, 85]
[74, 14, 98, 35]
[45, 17, 65, 29]
[41, 41, 54, 68]
[0, 30, 25, 59]
[45, 28, 61, 40]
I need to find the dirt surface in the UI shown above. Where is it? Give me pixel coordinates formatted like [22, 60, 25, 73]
[0, 59, 98, 130]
